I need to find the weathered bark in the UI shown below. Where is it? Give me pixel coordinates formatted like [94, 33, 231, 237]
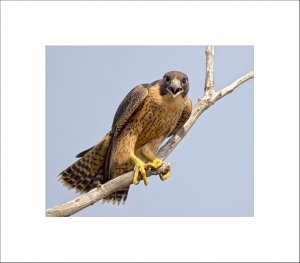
[46, 46, 254, 217]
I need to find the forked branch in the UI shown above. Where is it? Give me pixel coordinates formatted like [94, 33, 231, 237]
[46, 46, 254, 217]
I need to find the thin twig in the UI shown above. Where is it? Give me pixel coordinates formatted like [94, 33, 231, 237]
[204, 46, 215, 96]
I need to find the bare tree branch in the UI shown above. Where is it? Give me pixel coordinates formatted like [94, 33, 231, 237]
[46, 46, 254, 217]
[204, 46, 215, 96]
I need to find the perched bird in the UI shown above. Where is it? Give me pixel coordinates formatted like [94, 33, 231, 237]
[59, 71, 192, 204]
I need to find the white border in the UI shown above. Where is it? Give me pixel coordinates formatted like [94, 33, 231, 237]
[1, 1, 299, 262]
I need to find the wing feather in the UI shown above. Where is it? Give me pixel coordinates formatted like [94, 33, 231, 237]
[111, 84, 149, 135]
[105, 84, 149, 181]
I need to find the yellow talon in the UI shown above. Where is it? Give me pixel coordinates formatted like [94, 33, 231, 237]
[160, 170, 171, 181]
[144, 158, 171, 182]
[131, 153, 148, 186]
[144, 158, 163, 169]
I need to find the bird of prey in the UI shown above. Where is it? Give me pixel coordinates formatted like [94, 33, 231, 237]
[59, 71, 192, 204]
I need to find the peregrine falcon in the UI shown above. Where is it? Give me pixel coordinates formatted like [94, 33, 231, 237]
[59, 71, 192, 204]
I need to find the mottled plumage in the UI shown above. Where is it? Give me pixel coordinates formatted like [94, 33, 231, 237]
[59, 71, 192, 204]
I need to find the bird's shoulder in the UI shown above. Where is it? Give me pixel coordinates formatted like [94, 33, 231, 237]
[111, 80, 162, 134]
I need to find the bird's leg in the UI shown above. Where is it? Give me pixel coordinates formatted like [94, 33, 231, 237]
[130, 153, 148, 186]
[142, 149, 171, 181]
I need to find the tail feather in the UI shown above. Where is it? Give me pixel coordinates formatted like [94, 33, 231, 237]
[59, 133, 111, 193]
[59, 132, 132, 204]
[75, 146, 94, 158]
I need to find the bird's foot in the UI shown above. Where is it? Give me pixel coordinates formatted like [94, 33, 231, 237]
[145, 158, 171, 182]
[144, 158, 163, 169]
[132, 158, 148, 186]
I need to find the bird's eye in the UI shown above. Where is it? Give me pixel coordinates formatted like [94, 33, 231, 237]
[182, 78, 188, 85]
[165, 75, 170, 83]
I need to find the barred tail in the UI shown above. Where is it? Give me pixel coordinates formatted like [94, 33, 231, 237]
[59, 132, 133, 205]
[59, 133, 111, 193]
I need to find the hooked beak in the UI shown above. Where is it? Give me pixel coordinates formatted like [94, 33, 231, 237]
[167, 79, 183, 98]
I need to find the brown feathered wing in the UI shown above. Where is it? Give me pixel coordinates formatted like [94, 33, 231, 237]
[103, 85, 149, 204]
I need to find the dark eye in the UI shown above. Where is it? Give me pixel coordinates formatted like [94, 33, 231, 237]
[182, 78, 188, 85]
[164, 75, 170, 83]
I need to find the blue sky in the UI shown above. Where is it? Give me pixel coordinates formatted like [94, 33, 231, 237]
[46, 46, 254, 217]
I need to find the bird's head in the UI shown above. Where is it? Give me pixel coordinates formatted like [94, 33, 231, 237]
[160, 71, 190, 98]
